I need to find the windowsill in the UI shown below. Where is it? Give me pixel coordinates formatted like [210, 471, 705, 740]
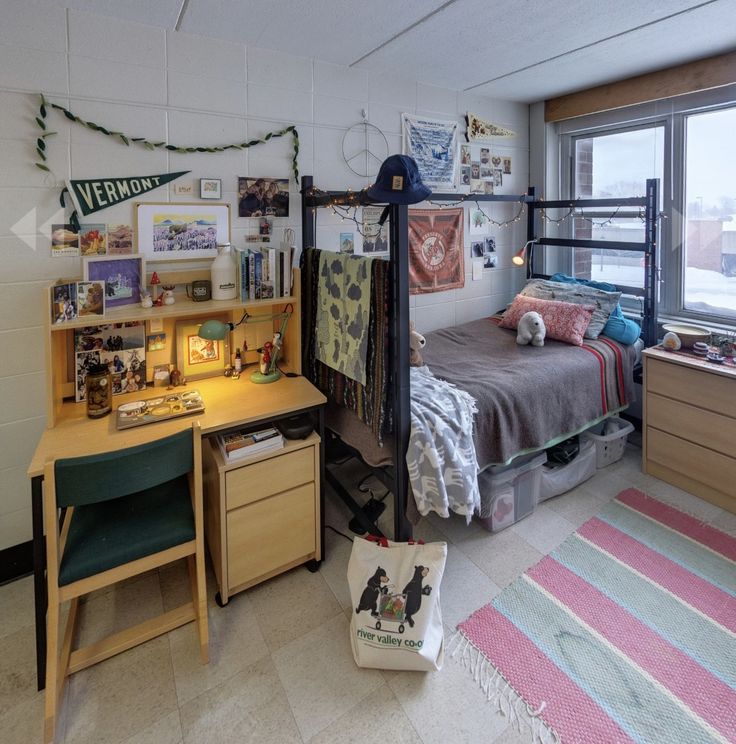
[657, 312, 736, 336]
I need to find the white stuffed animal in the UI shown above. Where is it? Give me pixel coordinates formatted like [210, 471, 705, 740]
[516, 311, 546, 347]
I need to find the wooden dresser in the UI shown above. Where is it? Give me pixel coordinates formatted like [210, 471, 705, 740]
[643, 347, 736, 514]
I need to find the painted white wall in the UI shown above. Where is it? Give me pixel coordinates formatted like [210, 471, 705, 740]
[0, 3, 529, 550]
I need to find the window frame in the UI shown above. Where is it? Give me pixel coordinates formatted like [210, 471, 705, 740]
[558, 84, 736, 328]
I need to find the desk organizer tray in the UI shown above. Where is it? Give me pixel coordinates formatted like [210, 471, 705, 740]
[116, 390, 204, 430]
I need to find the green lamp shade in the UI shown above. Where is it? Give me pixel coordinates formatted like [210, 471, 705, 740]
[198, 319, 231, 340]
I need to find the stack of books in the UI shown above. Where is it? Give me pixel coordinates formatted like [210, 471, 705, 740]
[217, 426, 285, 461]
[235, 246, 292, 302]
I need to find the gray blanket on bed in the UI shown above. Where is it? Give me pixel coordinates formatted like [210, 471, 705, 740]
[422, 318, 635, 468]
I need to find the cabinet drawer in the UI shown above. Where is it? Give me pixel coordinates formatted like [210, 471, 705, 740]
[226, 445, 314, 510]
[647, 394, 736, 459]
[227, 483, 316, 589]
[646, 358, 736, 418]
[647, 428, 736, 496]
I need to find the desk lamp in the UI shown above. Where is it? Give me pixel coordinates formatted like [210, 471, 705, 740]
[512, 238, 539, 267]
[198, 307, 291, 383]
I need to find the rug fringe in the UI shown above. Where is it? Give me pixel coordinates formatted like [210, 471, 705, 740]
[448, 630, 562, 744]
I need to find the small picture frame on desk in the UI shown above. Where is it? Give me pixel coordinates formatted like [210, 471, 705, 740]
[175, 318, 230, 381]
[83, 255, 145, 309]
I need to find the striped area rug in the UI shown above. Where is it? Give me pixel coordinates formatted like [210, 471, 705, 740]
[453, 489, 736, 743]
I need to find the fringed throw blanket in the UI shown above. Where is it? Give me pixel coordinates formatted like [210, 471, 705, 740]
[303, 248, 392, 445]
[315, 252, 373, 385]
[407, 366, 480, 522]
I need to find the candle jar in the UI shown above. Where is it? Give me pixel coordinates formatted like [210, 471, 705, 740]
[86, 362, 113, 418]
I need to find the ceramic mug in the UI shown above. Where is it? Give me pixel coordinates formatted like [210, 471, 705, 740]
[186, 280, 211, 302]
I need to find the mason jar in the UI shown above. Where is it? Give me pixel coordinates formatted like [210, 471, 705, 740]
[86, 362, 113, 418]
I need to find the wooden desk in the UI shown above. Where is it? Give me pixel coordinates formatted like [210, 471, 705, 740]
[27, 374, 326, 689]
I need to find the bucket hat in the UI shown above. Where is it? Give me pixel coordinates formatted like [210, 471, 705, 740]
[366, 155, 432, 205]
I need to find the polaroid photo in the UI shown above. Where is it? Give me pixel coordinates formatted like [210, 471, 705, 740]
[480, 147, 490, 165]
[493, 169, 503, 187]
[503, 157, 512, 175]
[461, 145, 471, 166]
[471, 162, 480, 179]
[461, 166, 470, 186]
[471, 241, 484, 258]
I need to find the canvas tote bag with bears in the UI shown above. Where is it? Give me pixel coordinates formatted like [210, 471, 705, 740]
[348, 536, 447, 671]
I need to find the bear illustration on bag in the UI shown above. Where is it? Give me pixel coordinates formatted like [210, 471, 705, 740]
[355, 567, 389, 618]
[403, 565, 432, 628]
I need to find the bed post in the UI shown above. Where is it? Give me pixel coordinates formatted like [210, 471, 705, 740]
[390, 202, 413, 541]
[526, 186, 536, 280]
[644, 178, 659, 347]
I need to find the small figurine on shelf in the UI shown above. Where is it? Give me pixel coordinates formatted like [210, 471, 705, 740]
[259, 341, 273, 375]
[162, 285, 176, 305]
[168, 368, 186, 388]
[150, 271, 162, 306]
[140, 291, 153, 308]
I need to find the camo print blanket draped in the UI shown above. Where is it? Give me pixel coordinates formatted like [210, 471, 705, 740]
[315, 252, 374, 385]
[303, 248, 392, 445]
[407, 366, 480, 523]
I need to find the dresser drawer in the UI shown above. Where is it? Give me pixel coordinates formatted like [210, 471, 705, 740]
[647, 428, 736, 496]
[646, 358, 736, 418]
[227, 483, 316, 589]
[226, 445, 315, 510]
[647, 394, 736, 459]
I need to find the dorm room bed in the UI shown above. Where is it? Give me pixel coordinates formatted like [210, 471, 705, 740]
[301, 177, 659, 538]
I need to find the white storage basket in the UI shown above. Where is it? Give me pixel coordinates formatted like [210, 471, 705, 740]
[582, 416, 634, 469]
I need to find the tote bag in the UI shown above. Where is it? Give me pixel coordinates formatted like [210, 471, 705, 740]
[348, 536, 447, 671]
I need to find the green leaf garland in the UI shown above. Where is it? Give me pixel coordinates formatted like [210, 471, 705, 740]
[33, 93, 300, 186]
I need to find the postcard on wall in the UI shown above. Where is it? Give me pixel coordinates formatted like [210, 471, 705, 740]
[238, 177, 290, 217]
[358, 206, 390, 256]
[107, 224, 133, 254]
[74, 323, 146, 402]
[79, 224, 107, 256]
[339, 232, 354, 254]
[402, 113, 458, 190]
[51, 225, 79, 257]
[135, 202, 229, 260]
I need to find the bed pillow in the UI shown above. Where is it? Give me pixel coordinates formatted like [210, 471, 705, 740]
[500, 295, 595, 346]
[520, 278, 621, 339]
[602, 304, 641, 345]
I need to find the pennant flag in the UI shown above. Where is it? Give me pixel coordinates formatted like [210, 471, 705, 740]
[66, 171, 190, 217]
[465, 113, 516, 142]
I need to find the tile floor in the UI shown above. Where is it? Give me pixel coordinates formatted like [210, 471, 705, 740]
[2, 441, 734, 744]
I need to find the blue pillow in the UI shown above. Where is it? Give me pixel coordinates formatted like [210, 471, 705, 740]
[549, 272, 618, 293]
[549, 273, 641, 344]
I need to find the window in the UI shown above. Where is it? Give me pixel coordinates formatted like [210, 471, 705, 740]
[571, 126, 664, 289]
[683, 106, 736, 320]
[560, 87, 736, 327]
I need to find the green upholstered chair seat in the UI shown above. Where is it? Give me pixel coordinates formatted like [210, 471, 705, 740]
[59, 475, 195, 587]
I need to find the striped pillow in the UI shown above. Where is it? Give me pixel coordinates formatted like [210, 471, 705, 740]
[500, 295, 595, 346]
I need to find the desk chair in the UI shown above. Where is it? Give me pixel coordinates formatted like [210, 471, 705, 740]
[42, 423, 209, 744]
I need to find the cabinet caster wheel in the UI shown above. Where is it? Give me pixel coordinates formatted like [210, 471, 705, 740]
[305, 559, 321, 573]
[214, 592, 228, 608]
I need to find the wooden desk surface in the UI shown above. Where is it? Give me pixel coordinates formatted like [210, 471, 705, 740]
[28, 375, 326, 478]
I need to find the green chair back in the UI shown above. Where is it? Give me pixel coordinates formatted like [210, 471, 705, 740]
[54, 428, 193, 508]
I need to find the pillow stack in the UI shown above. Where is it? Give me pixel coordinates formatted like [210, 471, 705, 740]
[500, 275, 641, 346]
[519, 278, 621, 339]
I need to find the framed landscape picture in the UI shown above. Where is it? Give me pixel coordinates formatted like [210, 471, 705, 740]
[135, 202, 230, 261]
[83, 255, 145, 309]
[175, 318, 229, 380]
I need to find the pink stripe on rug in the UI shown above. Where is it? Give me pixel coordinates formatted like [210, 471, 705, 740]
[528, 557, 736, 740]
[459, 605, 635, 744]
[579, 517, 736, 633]
[617, 488, 736, 561]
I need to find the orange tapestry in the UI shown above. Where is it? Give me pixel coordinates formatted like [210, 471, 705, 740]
[408, 208, 465, 294]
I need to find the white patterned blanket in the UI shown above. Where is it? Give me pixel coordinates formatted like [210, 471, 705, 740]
[407, 366, 480, 523]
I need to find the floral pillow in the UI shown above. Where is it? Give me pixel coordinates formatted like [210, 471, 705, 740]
[499, 295, 595, 346]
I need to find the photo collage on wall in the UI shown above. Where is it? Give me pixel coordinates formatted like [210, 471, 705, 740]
[459, 144, 511, 194]
[74, 322, 146, 402]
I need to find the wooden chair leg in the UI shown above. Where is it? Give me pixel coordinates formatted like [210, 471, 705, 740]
[44, 595, 60, 744]
[187, 554, 209, 663]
